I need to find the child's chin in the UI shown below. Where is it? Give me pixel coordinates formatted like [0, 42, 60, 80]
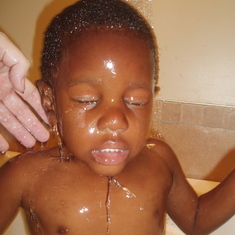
[89, 163, 126, 177]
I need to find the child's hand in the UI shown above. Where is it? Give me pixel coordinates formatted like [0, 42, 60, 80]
[0, 32, 49, 151]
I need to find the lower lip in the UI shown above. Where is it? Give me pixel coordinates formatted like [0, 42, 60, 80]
[91, 150, 129, 166]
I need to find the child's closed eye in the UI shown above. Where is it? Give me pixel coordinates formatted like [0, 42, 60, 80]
[73, 96, 100, 108]
[76, 99, 99, 104]
[123, 88, 151, 108]
[123, 97, 148, 107]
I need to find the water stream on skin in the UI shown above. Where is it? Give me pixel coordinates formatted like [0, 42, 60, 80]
[29, 199, 44, 235]
[39, 129, 136, 234]
[106, 177, 112, 233]
[105, 177, 136, 233]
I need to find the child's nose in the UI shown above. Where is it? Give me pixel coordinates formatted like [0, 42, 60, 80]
[97, 105, 128, 133]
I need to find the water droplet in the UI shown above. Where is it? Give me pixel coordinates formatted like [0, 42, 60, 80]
[146, 143, 156, 149]
[57, 226, 69, 234]
[112, 132, 117, 137]
[65, 109, 72, 114]
[89, 127, 95, 134]
[79, 207, 89, 214]
[40, 142, 44, 150]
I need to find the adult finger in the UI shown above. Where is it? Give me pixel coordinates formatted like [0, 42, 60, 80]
[2, 90, 49, 143]
[0, 32, 29, 93]
[16, 78, 49, 124]
[0, 133, 9, 152]
[0, 101, 36, 148]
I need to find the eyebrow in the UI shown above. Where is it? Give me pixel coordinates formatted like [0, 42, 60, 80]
[67, 76, 102, 87]
[127, 82, 151, 91]
[67, 77, 151, 91]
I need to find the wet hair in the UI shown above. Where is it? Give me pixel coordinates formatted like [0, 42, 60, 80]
[41, 0, 158, 86]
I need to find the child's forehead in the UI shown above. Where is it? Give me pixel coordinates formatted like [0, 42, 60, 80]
[53, 29, 157, 90]
[63, 30, 154, 68]
[66, 29, 152, 58]
[56, 29, 155, 88]
[55, 32, 154, 92]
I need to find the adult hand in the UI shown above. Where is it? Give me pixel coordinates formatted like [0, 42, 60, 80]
[0, 32, 49, 151]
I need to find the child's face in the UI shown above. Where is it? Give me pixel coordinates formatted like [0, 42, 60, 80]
[54, 30, 155, 176]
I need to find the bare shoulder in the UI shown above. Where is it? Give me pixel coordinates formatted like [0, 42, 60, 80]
[0, 148, 60, 186]
[4, 147, 58, 166]
[143, 138, 188, 189]
[145, 138, 180, 170]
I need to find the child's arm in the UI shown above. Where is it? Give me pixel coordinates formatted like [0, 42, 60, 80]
[0, 158, 25, 233]
[161, 142, 235, 235]
[193, 170, 235, 232]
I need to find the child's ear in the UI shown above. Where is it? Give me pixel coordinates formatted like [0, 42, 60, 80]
[37, 80, 57, 127]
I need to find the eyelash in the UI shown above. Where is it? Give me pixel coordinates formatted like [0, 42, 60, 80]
[74, 99, 99, 106]
[73, 98, 147, 107]
[123, 98, 147, 107]
[77, 100, 98, 104]
[125, 101, 146, 106]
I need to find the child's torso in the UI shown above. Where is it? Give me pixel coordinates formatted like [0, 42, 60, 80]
[20, 146, 172, 235]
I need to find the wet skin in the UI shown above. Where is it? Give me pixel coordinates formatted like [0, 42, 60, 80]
[3, 144, 172, 234]
[54, 30, 155, 177]
[0, 31, 235, 235]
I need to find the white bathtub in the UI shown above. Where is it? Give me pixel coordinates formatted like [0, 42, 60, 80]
[1, 151, 235, 235]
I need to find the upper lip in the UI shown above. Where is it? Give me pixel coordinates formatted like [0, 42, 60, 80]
[92, 140, 128, 153]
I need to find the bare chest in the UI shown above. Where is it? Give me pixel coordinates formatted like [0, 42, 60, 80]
[22, 172, 168, 235]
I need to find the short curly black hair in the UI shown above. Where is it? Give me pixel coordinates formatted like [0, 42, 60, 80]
[41, 0, 158, 86]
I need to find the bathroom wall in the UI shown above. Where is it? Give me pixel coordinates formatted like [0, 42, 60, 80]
[0, 0, 77, 83]
[151, 0, 235, 181]
[152, 0, 235, 107]
[151, 100, 235, 181]
[0, 0, 234, 180]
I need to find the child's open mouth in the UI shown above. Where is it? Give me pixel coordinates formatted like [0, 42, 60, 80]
[91, 149, 129, 166]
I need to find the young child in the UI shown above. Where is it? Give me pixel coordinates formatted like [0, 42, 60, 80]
[0, 0, 234, 234]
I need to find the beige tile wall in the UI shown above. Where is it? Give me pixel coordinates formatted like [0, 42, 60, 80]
[151, 100, 235, 182]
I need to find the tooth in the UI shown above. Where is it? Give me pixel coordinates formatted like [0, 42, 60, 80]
[92, 149, 124, 154]
[100, 149, 123, 153]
